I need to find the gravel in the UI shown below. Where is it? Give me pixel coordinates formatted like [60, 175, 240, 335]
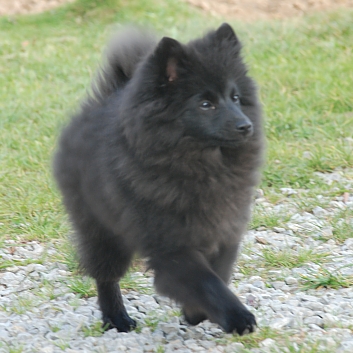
[1, 170, 353, 352]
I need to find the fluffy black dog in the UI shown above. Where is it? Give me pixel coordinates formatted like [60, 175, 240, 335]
[54, 23, 264, 335]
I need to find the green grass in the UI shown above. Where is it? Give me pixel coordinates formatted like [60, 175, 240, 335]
[226, 326, 280, 349]
[218, 326, 337, 352]
[252, 12, 353, 189]
[286, 343, 335, 353]
[237, 247, 330, 278]
[250, 206, 292, 230]
[136, 309, 182, 334]
[261, 248, 329, 269]
[8, 347, 24, 353]
[53, 340, 70, 351]
[49, 324, 61, 333]
[65, 266, 151, 298]
[67, 276, 97, 298]
[331, 208, 353, 242]
[1, 0, 352, 246]
[0, 257, 44, 270]
[144, 315, 160, 332]
[301, 266, 353, 290]
[82, 320, 106, 337]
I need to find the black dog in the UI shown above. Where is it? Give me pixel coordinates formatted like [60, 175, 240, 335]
[54, 23, 264, 335]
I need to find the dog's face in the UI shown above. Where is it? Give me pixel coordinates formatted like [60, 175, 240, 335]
[178, 80, 253, 147]
[155, 24, 257, 147]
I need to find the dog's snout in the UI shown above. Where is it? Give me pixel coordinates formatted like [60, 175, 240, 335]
[236, 121, 253, 136]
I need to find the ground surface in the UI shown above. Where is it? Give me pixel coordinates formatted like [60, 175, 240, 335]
[185, 0, 353, 20]
[0, 0, 73, 16]
[1, 177, 353, 352]
[1, 0, 353, 19]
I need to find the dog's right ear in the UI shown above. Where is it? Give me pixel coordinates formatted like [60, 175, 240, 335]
[153, 37, 188, 83]
[215, 23, 239, 44]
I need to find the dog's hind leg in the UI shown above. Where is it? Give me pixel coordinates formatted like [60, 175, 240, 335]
[96, 279, 136, 332]
[181, 306, 208, 326]
[72, 209, 136, 332]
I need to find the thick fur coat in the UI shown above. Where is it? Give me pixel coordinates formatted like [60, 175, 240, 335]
[54, 23, 264, 335]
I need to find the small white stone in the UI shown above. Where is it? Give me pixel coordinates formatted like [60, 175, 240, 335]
[270, 317, 292, 329]
[160, 322, 179, 334]
[321, 227, 334, 237]
[0, 272, 21, 285]
[260, 338, 276, 348]
[252, 280, 265, 289]
[339, 340, 353, 353]
[200, 340, 216, 349]
[343, 238, 353, 250]
[129, 348, 144, 353]
[302, 301, 324, 311]
[312, 206, 328, 217]
[280, 188, 297, 196]
[303, 316, 324, 327]
[224, 342, 245, 352]
[273, 227, 286, 233]
[284, 277, 298, 285]
[303, 151, 313, 159]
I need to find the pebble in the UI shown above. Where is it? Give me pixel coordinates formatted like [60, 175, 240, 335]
[260, 338, 276, 348]
[284, 277, 298, 285]
[270, 317, 293, 330]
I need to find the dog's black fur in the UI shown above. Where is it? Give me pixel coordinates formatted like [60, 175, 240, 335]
[53, 23, 264, 335]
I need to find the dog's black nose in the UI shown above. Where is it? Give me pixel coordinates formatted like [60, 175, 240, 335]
[236, 121, 253, 136]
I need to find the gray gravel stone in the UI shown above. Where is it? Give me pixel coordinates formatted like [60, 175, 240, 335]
[269, 317, 293, 329]
[2, 174, 353, 352]
[338, 340, 353, 353]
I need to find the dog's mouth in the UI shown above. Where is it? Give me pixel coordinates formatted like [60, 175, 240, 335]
[183, 129, 253, 148]
[206, 134, 251, 147]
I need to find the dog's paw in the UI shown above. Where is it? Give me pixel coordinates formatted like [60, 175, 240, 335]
[222, 308, 257, 335]
[102, 312, 137, 332]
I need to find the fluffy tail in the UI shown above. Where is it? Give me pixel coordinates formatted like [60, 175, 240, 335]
[90, 27, 157, 104]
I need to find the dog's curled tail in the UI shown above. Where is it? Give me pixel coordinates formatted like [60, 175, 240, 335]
[90, 27, 157, 104]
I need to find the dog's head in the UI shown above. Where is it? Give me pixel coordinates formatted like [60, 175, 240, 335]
[122, 24, 261, 152]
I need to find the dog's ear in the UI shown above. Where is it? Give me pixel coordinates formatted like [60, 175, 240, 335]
[153, 37, 187, 82]
[215, 23, 239, 45]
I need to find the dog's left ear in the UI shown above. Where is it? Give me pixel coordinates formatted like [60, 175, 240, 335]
[153, 37, 188, 82]
[215, 23, 239, 45]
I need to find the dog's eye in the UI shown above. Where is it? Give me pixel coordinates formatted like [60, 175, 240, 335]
[200, 101, 215, 111]
[232, 94, 240, 104]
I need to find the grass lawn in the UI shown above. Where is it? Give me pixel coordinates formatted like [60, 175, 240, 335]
[1, 0, 352, 245]
[0, 0, 352, 350]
